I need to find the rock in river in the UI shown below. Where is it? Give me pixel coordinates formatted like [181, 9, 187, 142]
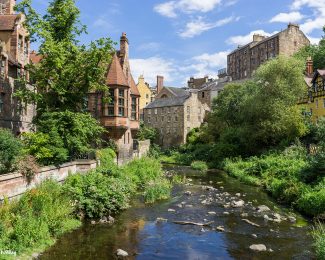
[232, 200, 245, 208]
[208, 211, 216, 215]
[256, 205, 270, 213]
[116, 249, 128, 257]
[184, 191, 192, 196]
[249, 244, 267, 252]
[168, 208, 176, 212]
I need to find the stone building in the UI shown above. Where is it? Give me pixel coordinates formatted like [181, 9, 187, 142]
[143, 77, 209, 148]
[187, 76, 213, 89]
[88, 33, 140, 163]
[0, 0, 35, 135]
[227, 23, 310, 81]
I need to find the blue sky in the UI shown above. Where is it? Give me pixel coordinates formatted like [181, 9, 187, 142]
[30, 0, 325, 87]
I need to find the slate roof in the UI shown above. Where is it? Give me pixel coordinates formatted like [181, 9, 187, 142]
[106, 53, 129, 87]
[145, 94, 190, 109]
[0, 15, 19, 31]
[165, 87, 188, 97]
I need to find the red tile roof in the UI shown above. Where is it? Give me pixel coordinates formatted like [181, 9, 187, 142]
[30, 51, 42, 64]
[130, 75, 140, 96]
[106, 53, 129, 87]
[0, 15, 19, 31]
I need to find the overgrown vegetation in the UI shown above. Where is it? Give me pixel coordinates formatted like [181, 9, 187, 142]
[0, 181, 81, 256]
[190, 161, 208, 172]
[313, 222, 325, 260]
[0, 128, 22, 174]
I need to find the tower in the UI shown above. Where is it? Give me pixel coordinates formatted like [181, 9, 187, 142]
[0, 0, 16, 15]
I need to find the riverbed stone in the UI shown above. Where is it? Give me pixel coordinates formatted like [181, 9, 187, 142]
[185, 205, 193, 208]
[252, 234, 258, 238]
[168, 208, 176, 212]
[216, 226, 225, 232]
[249, 244, 267, 252]
[232, 200, 245, 208]
[116, 249, 128, 257]
[156, 217, 168, 223]
[288, 216, 296, 223]
[256, 205, 271, 213]
[223, 211, 230, 215]
[235, 193, 241, 197]
[91, 220, 96, 225]
[108, 216, 115, 224]
[184, 191, 192, 196]
[241, 213, 249, 218]
[208, 211, 216, 215]
[176, 204, 183, 208]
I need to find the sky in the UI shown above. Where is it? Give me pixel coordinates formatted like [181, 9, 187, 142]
[29, 0, 325, 87]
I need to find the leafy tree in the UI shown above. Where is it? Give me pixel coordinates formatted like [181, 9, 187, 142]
[204, 56, 307, 158]
[15, 0, 115, 114]
[0, 128, 22, 174]
[136, 124, 158, 143]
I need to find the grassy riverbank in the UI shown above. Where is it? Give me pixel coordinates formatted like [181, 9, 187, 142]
[0, 154, 172, 258]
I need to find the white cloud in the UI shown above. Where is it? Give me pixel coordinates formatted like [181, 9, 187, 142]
[179, 16, 239, 38]
[154, 1, 177, 18]
[227, 30, 278, 46]
[130, 57, 177, 86]
[307, 35, 321, 44]
[290, 0, 325, 34]
[137, 42, 161, 52]
[270, 12, 304, 23]
[154, 0, 222, 18]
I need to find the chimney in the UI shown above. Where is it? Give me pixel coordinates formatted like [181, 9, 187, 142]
[0, 0, 16, 14]
[119, 32, 129, 61]
[157, 75, 164, 94]
[306, 57, 314, 77]
[253, 34, 266, 42]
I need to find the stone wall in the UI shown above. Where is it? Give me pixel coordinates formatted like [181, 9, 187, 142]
[0, 160, 97, 200]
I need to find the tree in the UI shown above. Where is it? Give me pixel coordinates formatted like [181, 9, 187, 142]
[15, 0, 115, 114]
[0, 128, 22, 174]
[204, 56, 307, 158]
[136, 124, 158, 143]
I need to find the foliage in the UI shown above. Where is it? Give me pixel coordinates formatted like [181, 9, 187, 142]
[64, 171, 132, 219]
[190, 161, 208, 172]
[144, 178, 171, 204]
[22, 131, 68, 166]
[136, 124, 158, 143]
[313, 222, 325, 260]
[23, 111, 105, 166]
[15, 0, 115, 114]
[0, 180, 80, 255]
[0, 128, 22, 174]
[201, 56, 307, 160]
[96, 148, 116, 172]
[148, 144, 163, 159]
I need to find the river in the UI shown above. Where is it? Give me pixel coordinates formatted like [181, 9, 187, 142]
[40, 165, 315, 259]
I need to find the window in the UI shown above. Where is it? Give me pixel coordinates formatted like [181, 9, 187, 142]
[148, 109, 151, 115]
[131, 97, 137, 120]
[118, 89, 125, 116]
[175, 116, 178, 122]
[168, 116, 171, 122]
[147, 116, 151, 123]
[187, 115, 190, 121]
[1, 58, 5, 76]
[146, 94, 149, 99]
[168, 107, 171, 113]
[187, 127, 190, 133]
[187, 106, 190, 113]
[156, 116, 158, 122]
[198, 116, 201, 122]
[18, 36, 23, 52]
[198, 107, 201, 114]
[107, 89, 115, 116]
[128, 132, 130, 144]
[154, 108, 157, 114]
[202, 92, 205, 98]
[24, 39, 28, 56]
[161, 116, 164, 122]
[0, 93, 4, 113]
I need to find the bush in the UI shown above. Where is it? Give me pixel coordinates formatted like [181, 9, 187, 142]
[144, 179, 171, 204]
[297, 189, 325, 217]
[22, 132, 68, 166]
[64, 171, 132, 219]
[17, 155, 39, 182]
[313, 222, 325, 260]
[0, 180, 80, 254]
[136, 124, 158, 143]
[191, 161, 208, 172]
[96, 148, 117, 173]
[0, 128, 22, 174]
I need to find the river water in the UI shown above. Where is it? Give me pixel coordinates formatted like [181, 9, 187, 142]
[40, 166, 315, 260]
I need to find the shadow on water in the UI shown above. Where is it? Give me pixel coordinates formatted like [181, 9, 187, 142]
[40, 165, 315, 260]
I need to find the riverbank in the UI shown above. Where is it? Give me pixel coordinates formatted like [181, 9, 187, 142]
[0, 155, 173, 259]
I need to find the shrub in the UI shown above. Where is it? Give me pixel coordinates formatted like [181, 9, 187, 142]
[96, 148, 117, 173]
[136, 124, 158, 143]
[0, 180, 80, 254]
[64, 171, 132, 219]
[17, 155, 39, 183]
[144, 179, 171, 204]
[191, 161, 208, 172]
[0, 128, 22, 174]
[312, 222, 325, 260]
[22, 132, 68, 166]
[297, 189, 325, 217]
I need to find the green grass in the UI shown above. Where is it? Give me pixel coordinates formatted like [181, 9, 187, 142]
[190, 161, 208, 172]
[313, 222, 325, 260]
